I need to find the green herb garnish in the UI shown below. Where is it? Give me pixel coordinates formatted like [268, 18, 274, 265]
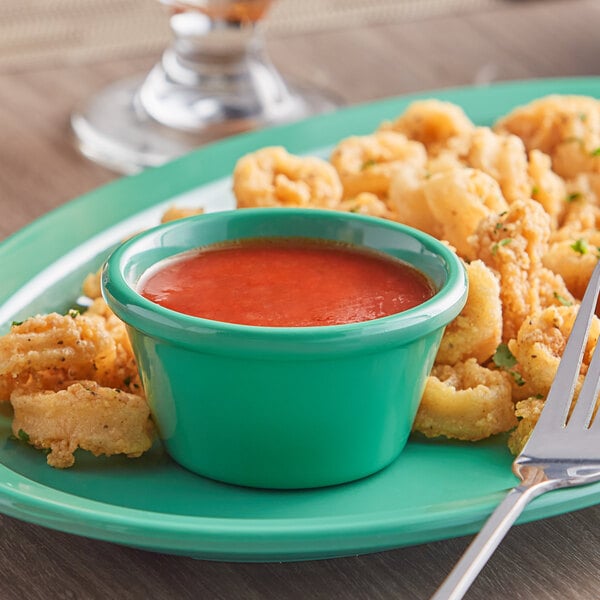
[361, 159, 377, 170]
[493, 343, 525, 386]
[491, 238, 512, 254]
[571, 238, 589, 255]
[493, 343, 517, 369]
[553, 291, 573, 306]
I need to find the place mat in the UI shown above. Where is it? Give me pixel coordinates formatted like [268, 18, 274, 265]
[0, 0, 504, 72]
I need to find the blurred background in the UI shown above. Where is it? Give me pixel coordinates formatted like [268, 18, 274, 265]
[0, 0, 505, 73]
[1, 0, 598, 235]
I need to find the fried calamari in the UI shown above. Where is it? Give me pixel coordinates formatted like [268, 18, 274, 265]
[11, 381, 154, 468]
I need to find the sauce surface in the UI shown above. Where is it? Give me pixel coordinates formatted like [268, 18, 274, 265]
[140, 238, 435, 327]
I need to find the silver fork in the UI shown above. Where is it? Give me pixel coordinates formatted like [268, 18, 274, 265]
[431, 258, 600, 600]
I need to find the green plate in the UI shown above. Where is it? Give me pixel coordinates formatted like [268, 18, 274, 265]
[2, 77, 600, 562]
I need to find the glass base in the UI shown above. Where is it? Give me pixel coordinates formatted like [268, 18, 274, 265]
[71, 75, 340, 175]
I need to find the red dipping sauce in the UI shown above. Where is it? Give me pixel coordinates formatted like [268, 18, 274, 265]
[139, 238, 435, 327]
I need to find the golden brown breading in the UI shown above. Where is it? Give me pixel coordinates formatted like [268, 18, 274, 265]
[388, 162, 443, 238]
[233, 146, 343, 209]
[11, 381, 154, 468]
[436, 260, 502, 366]
[422, 168, 508, 261]
[337, 192, 396, 219]
[471, 199, 574, 341]
[543, 235, 600, 300]
[0, 312, 116, 401]
[462, 127, 531, 204]
[380, 99, 475, 155]
[160, 205, 205, 223]
[413, 359, 516, 441]
[82, 269, 102, 299]
[329, 131, 427, 199]
[528, 149, 567, 228]
[508, 397, 544, 455]
[508, 304, 600, 400]
[494, 95, 600, 179]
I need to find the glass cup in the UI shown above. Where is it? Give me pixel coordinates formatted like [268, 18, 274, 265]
[71, 0, 340, 174]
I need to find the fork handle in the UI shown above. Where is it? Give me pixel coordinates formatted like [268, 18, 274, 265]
[431, 472, 557, 600]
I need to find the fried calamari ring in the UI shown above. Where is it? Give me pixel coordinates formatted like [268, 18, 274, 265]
[435, 260, 502, 366]
[543, 234, 600, 300]
[423, 168, 508, 261]
[86, 298, 142, 394]
[380, 99, 475, 154]
[508, 304, 600, 400]
[388, 162, 443, 238]
[528, 149, 567, 229]
[337, 192, 396, 219]
[233, 146, 343, 208]
[11, 381, 154, 468]
[329, 131, 427, 198]
[413, 359, 515, 441]
[507, 397, 544, 455]
[494, 95, 600, 179]
[471, 199, 574, 341]
[464, 127, 531, 205]
[0, 313, 115, 401]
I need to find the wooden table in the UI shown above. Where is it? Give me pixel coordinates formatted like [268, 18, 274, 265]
[2, 1, 600, 598]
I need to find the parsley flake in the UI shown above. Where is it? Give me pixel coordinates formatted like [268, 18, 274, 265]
[17, 429, 30, 443]
[553, 291, 573, 306]
[493, 344, 525, 386]
[491, 238, 512, 254]
[566, 192, 582, 202]
[571, 238, 589, 255]
[493, 343, 517, 370]
[361, 159, 377, 170]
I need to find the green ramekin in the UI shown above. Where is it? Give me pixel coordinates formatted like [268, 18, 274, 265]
[102, 208, 468, 489]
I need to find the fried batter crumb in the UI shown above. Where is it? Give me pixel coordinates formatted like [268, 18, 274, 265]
[11, 381, 154, 468]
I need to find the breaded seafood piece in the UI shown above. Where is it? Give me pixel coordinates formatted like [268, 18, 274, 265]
[380, 99, 475, 155]
[436, 260, 502, 366]
[552, 193, 600, 243]
[508, 304, 600, 400]
[233, 146, 343, 209]
[471, 199, 574, 341]
[0, 313, 116, 401]
[508, 397, 544, 455]
[543, 234, 600, 300]
[463, 127, 531, 205]
[329, 131, 427, 198]
[494, 95, 600, 179]
[388, 162, 443, 238]
[82, 269, 102, 300]
[160, 205, 205, 223]
[11, 381, 154, 468]
[413, 359, 516, 441]
[86, 298, 143, 394]
[337, 192, 396, 219]
[528, 149, 567, 229]
[423, 168, 508, 261]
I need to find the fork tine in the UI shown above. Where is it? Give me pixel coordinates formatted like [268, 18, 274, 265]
[534, 260, 600, 430]
[568, 322, 600, 430]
